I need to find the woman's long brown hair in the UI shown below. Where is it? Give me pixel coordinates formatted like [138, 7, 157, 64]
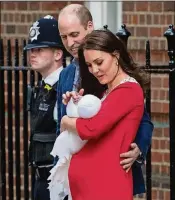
[78, 29, 149, 98]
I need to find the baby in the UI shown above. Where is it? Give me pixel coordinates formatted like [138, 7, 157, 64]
[48, 94, 101, 200]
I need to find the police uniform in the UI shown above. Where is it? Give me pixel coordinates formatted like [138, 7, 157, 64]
[24, 15, 65, 200]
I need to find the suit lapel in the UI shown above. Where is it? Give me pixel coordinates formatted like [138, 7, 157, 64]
[64, 64, 76, 92]
[61, 64, 76, 117]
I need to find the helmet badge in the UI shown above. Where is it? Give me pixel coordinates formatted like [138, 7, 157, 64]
[44, 15, 54, 19]
[29, 21, 40, 42]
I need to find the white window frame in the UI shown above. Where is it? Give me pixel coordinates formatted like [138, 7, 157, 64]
[85, 1, 122, 34]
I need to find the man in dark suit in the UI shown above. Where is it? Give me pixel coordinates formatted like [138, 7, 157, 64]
[57, 4, 153, 195]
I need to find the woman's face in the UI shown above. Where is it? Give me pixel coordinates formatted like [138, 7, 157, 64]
[84, 49, 118, 85]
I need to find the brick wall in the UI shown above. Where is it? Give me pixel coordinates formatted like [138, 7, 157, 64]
[123, 1, 174, 66]
[1, 1, 83, 38]
[1, 2, 69, 44]
[1, 1, 174, 200]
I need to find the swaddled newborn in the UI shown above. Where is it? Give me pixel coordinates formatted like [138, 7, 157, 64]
[48, 94, 101, 200]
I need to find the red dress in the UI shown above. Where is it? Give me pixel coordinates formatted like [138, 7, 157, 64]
[68, 82, 144, 200]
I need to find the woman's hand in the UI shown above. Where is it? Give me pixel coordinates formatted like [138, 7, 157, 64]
[62, 88, 84, 105]
[60, 115, 69, 133]
[60, 115, 77, 133]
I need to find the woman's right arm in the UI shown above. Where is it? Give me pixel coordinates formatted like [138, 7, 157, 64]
[76, 83, 144, 140]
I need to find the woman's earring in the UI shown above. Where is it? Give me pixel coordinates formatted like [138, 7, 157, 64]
[116, 59, 119, 66]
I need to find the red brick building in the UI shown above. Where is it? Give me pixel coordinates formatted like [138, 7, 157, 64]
[1, 2, 174, 200]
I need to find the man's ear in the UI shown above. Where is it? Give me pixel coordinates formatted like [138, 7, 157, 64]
[87, 21, 94, 33]
[54, 49, 63, 61]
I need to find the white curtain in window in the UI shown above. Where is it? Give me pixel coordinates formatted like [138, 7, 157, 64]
[85, 1, 122, 34]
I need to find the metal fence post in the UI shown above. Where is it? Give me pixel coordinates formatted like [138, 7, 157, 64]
[22, 39, 29, 200]
[7, 39, 14, 200]
[164, 24, 175, 200]
[145, 40, 152, 200]
[116, 24, 131, 47]
[14, 39, 21, 200]
[0, 39, 6, 200]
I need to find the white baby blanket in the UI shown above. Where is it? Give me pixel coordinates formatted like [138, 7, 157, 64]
[48, 94, 101, 200]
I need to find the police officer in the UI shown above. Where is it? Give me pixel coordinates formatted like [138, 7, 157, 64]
[24, 15, 65, 200]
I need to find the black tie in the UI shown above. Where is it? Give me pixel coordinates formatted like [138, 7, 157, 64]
[42, 80, 46, 87]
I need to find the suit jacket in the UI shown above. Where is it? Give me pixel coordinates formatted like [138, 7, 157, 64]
[56, 63, 154, 195]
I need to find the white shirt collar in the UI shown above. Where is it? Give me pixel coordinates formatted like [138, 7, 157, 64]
[43, 66, 63, 86]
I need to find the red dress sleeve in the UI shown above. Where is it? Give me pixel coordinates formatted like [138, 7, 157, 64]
[76, 82, 144, 140]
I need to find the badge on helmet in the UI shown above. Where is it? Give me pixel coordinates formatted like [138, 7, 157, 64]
[24, 15, 64, 50]
[29, 21, 40, 42]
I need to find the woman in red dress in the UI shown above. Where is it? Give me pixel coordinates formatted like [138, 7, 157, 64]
[61, 30, 149, 200]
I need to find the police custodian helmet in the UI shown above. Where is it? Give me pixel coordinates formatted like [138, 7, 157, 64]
[24, 15, 64, 50]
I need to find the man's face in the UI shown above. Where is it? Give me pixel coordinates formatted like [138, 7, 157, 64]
[58, 14, 93, 58]
[28, 47, 56, 74]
